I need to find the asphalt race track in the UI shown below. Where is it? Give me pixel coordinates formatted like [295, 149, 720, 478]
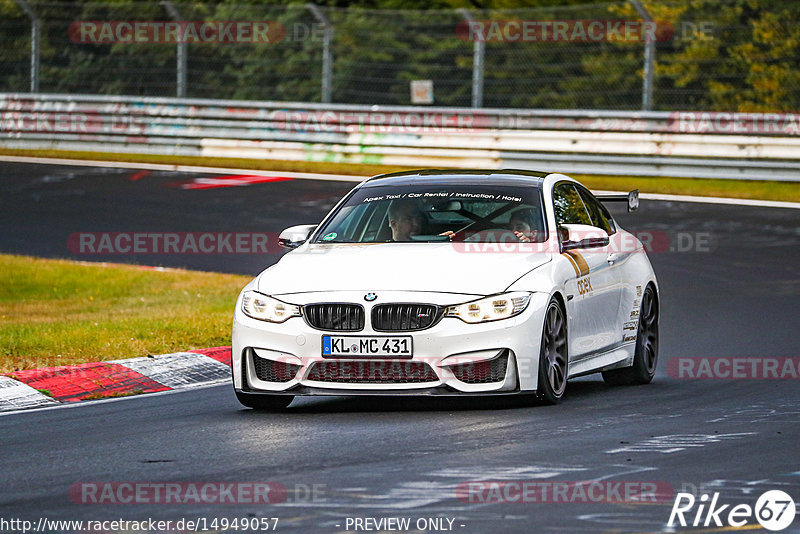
[1, 162, 799, 533]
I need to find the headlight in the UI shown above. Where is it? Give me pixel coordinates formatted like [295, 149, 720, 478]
[445, 292, 532, 324]
[241, 291, 301, 323]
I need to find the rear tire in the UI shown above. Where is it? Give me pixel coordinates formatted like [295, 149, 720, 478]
[235, 391, 293, 411]
[602, 285, 658, 386]
[536, 298, 569, 404]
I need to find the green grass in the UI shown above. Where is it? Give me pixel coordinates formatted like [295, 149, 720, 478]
[0, 254, 249, 373]
[0, 147, 406, 178]
[1, 147, 797, 202]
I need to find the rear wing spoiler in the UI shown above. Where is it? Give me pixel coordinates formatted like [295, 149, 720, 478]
[595, 189, 639, 212]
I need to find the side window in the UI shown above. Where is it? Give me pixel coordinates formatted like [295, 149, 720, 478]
[577, 186, 616, 235]
[359, 202, 391, 241]
[553, 183, 592, 226]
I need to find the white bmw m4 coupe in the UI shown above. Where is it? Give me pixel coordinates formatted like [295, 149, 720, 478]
[232, 170, 658, 409]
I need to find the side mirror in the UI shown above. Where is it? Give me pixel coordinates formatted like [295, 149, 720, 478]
[560, 224, 610, 251]
[278, 224, 317, 249]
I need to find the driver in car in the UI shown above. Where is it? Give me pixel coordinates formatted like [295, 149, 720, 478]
[388, 200, 424, 241]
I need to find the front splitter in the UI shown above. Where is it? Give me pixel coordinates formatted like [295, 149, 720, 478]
[236, 385, 524, 397]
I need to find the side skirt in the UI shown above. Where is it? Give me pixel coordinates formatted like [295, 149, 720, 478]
[568, 344, 635, 378]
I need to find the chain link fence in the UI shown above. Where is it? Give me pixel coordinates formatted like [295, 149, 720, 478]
[2, 0, 799, 111]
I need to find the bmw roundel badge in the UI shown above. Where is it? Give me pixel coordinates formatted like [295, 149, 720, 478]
[364, 292, 378, 302]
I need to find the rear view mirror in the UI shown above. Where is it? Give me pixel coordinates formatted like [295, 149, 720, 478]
[431, 200, 463, 212]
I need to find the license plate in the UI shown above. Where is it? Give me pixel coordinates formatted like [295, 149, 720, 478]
[322, 335, 413, 358]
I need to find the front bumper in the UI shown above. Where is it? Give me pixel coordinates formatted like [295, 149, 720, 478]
[232, 291, 550, 395]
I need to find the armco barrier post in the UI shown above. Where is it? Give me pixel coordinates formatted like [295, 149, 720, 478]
[308, 4, 334, 103]
[458, 8, 484, 109]
[162, 0, 187, 98]
[13, 0, 39, 93]
[630, 0, 655, 111]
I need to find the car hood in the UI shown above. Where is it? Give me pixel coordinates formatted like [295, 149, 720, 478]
[257, 242, 551, 296]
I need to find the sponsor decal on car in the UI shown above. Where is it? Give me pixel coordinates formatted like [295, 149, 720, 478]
[577, 276, 593, 295]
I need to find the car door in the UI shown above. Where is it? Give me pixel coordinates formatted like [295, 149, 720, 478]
[575, 185, 629, 345]
[552, 182, 621, 358]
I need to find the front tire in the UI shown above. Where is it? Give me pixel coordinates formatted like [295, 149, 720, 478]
[602, 285, 659, 386]
[235, 391, 293, 411]
[537, 298, 569, 404]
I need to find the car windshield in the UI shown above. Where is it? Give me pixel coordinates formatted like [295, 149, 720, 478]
[313, 183, 547, 243]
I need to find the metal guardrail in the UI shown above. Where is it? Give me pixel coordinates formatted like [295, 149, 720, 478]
[2, 93, 799, 181]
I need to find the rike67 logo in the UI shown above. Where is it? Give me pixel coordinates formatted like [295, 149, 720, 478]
[668, 490, 796, 531]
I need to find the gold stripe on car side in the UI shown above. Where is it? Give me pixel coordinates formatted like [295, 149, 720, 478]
[562, 252, 581, 276]
[564, 251, 590, 277]
[571, 251, 590, 276]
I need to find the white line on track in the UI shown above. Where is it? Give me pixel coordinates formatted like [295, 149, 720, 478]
[0, 155, 363, 183]
[1, 155, 798, 209]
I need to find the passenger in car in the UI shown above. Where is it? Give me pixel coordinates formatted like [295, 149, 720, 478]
[509, 208, 539, 243]
[436, 207, 539, 243]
